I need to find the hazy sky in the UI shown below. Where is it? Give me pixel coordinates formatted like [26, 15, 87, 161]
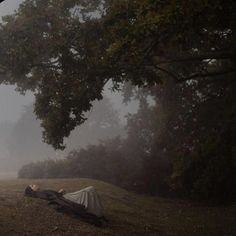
[0, 0, 22, 15]
[0, 0, 34, 123]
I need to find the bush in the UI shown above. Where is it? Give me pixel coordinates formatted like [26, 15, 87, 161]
[172, 134, 236, 203]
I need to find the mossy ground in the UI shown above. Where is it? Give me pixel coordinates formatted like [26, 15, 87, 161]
[0, 178, 235, 236]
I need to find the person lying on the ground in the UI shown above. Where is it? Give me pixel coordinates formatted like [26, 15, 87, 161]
[24, 184, 65, 200]
[24, 184, 107, 226]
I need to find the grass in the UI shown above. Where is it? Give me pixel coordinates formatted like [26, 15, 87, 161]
[0, 178, 235, 235]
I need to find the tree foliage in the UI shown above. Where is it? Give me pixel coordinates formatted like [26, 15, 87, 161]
[0, 0, 235, 148]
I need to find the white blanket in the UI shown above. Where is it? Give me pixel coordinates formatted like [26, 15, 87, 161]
[63, 186, 103, 217]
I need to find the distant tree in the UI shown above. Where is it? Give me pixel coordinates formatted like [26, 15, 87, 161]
[66, 96, 124, 149]
[7, 105, 55, 166]
[7, 96, 124, 168]
[18, 137, 129, 185]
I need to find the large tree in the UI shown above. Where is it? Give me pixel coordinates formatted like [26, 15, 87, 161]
[0, 0, 235, 149]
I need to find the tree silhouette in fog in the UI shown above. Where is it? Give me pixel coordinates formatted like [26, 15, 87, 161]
[7, 96, 124, 168]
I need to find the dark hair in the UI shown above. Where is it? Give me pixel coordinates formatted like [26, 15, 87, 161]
[24, 186, 36, 197]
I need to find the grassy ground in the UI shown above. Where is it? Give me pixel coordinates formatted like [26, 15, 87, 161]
[0, 178, 235, 236]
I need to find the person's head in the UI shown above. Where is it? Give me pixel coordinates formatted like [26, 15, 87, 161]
[24, 184, 40, 197]
[30, 184, 40, 191]
[58, 189, 66, 194]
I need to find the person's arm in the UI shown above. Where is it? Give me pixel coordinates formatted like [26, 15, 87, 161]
[35, 190, 63, 200]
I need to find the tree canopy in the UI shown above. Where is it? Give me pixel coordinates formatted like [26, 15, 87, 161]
[0, 0, 235, 149]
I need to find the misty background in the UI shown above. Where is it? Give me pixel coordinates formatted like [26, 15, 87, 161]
[0, 1, 138, 176]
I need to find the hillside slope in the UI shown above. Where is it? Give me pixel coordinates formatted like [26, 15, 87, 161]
[0, 178, 235, 236]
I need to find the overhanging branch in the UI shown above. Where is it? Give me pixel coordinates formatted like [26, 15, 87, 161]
[153, 66, 179, 81]
[153, 52, 236, 65]
[148, 63, 236, 83]
[177, 68, 236, 83]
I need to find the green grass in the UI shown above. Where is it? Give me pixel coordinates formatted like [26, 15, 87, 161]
[0, 178, 235, 235]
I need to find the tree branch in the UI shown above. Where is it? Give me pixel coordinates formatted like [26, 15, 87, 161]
[153, 52, 236, 64]
[153, 66, 179, 81]
[147, 62, 236, 84]
[177, 68, 236, 83]
[31, 63, 60, 70]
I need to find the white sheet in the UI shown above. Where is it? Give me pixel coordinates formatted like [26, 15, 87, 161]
[63, 186, 103, 217]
